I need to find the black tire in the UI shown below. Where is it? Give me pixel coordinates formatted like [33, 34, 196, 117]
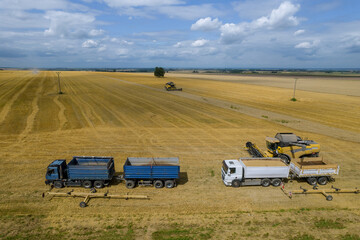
[326, 195, 333, 201]
[261, 178, 271, 187]
[79, 201, 87, 208]
[94, 181, 104, 189]
[307, 177, 317, 186]
[125, 180, 135, 189]
[271, 178, 282, 187]
[279, 154, 291, 164]
[54, 181, 63, 189]
[83, 180, 92, 188]
[231, 180, 241, 188]
[154, 180, 164, 188]
[317, 177, 328, 185]
[165, 180, 175, 188]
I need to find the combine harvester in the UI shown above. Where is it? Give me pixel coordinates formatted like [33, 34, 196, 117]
[246, 133, 320, 163]
[164, 82, 182, 91]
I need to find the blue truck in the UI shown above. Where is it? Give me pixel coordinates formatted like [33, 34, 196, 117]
[45, 156, 115, 189]
[123, 157, 180, 189]
[45, 156, 180, 189]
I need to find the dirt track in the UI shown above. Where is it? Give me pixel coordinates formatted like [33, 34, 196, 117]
[0, 71, 359, 239]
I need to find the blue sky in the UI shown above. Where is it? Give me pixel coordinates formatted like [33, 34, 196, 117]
[0, 0, 359, 68]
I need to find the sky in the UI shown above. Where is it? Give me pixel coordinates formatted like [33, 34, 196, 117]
[0, 0, 360, 69]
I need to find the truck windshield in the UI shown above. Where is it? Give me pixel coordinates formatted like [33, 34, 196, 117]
[222, 161, 229, 173]
[47, 169, 54, 175]
[267, 142, 277, 151]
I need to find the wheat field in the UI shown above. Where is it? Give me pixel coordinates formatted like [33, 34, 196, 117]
[0, 70, 359, 239]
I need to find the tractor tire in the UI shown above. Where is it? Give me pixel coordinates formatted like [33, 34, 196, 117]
[279, 154, 291, 164]
[154, 180, 164, 188]
[165, 180, 175, 188]
[261, 178, 271, 187]
[83, 180, 92, 188]
[94, 181, 104, 189]
[79, 201, 87, 208]
[231, 180, 241, 188]
[317, 177, 328, 185]
[307, 177, 317, 186]
[125, 180, 136, 189]
[54, 181, 63, 189]
[271, 178, 282, 187]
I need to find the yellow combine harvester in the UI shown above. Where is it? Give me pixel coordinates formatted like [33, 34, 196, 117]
[164, 82, 182, 91]
[246, 133, 320, 164]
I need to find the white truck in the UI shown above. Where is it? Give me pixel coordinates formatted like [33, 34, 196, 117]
[221, 158, 290, 187]
[222, 157, 340, 187]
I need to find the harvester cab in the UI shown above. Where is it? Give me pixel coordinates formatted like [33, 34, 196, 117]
[265, 133, 320, 163]
[165, 82, 182, 91]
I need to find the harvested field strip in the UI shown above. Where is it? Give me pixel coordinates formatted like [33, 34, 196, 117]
[97, 73, 360, 143]
[107, 72, 360, 134]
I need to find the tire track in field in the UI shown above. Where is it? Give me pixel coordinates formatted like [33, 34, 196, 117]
[101, 75, 360, 143]
[48, 72, 67, 131]
[0, 75, 37, 125]
[17, 73, 45, 141]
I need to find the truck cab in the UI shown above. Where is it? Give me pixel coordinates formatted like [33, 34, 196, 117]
[45, 160, 67, 183]
[221, 160, 243, 186]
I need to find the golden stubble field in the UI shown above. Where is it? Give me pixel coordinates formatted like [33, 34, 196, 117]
[0, 70, 359, 239]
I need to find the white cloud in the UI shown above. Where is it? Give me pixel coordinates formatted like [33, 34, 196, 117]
[82, 39, 98, 48]
[294, 29, 305, 36]
[232, 0, 283, 19]
[220, 1, 300, 44]
[44, 11, 100, 39]
[191, 39, 209, 47]
[295, 40, 320, 49]
[102, 0, 183, 8]
[89, 29, 105, 37]
[191, 17, 222, 31]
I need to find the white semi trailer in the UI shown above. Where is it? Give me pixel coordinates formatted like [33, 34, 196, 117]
[221, 158, 290, 187]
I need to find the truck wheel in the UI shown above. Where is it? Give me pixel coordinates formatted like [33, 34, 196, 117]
[94, 181, 104, 189]
[317, 177, 328, 185]
[125, 180, 135, 189]
[231, 180, 241, 188]
[154, 180, 164, 188]
[79, 201, 87, 208]
[307, 177, 317, 186]
[271, 179, 282, 187]
[54, 181, 63, 189]
[261, 179, 271, 187]
[279, 154, 290, 164]
[165, 180, 175, 188]
[83, 180, 92, 188]
[326, 195, 333, 201]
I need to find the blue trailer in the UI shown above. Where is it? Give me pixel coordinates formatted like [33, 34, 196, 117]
[123, 157, 180, 189]
[45, 156, 115, 189]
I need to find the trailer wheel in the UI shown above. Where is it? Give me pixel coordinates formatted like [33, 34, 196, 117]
[279, 154, 290, 164]
[165, 180, 175, 188]
[271, 179, 282, 187]
[125, 180, 136, 189]
[83, 180, 92, 188]
[231, 180, 241, 188]
[154, 180, 164, 188]
[307, 177, 317, 186]
[261, 179, 271, 187]
[326, 195, 333, 201]
[54, 181, 63, 189]
[79, 201, 87, 208]
[317, 177, 328, 185]
[94, 181, 104, 189]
